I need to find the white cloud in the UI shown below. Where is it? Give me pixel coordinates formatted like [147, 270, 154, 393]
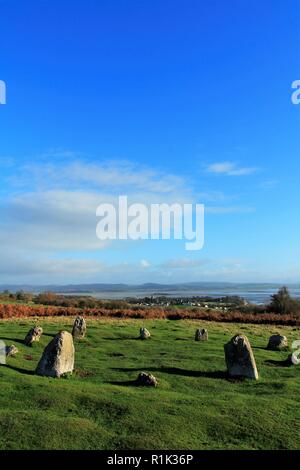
[0, 250, 255, 285]
[0, 156, 260, 283]
[14, 159, 189, 195]
[160, 258, 210, 269]
[0, 155, 196, 255]
[39, 148, 80, 160]
[0, 252, 150, 283]
[206, 161, 257, 176]
[140, 259, 151, 268]
[0, 190, 110, 252]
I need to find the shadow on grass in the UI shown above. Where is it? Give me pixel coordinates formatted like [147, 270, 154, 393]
[0, 336, 25, 345]
[253, 346, 290, 353]
[109, 379, 141, 386]
[111, 366, 228, 380]
[4, 364, 35, 375]
[103, 337, 145, 341]
[264, 359, 291, 367]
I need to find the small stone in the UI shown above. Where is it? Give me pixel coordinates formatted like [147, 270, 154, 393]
[195, 328, 208, 341]
[267, 334, 288, 351]
[287, 352, 300, 365]
[36, 331, 75, 378]
[72, 316, 86, 339]
[24, 326, 43, 346]
[137, 372, 158, 387]
[5, 345, 18, 357]
[140, 327, 151, 339]
[224, 334, 259, 380]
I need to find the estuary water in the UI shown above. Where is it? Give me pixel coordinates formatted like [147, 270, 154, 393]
[69, 284, 300, 305]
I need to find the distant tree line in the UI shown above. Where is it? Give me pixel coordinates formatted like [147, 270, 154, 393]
[0, 289, 34, 303]
[0, 290, 131, 310]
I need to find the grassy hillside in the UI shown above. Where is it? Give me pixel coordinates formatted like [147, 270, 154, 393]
[0, 317, 299, 450]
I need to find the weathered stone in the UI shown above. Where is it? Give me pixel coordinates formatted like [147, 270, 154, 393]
[140, 327, 151, 339]
[267, 334, 288, 351]
[0, 341, 5, 364]
[72, 316, 86, 339]
[24, 326, 43, 346]
[195, 328, 208, 341]
[36, 331, 75, 378]
[137, 372, 158, 387]
[5, 345, 18, 357]
[287, 352, 300, 366]
[224, 334, 259, 380]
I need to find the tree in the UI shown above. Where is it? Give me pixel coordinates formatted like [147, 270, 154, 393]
[269, 286, 293, 314]
[15, 290, 33, 302]
[34, 291, 58, 305]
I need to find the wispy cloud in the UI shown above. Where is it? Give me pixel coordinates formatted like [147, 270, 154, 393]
[0, 156, 15, 167]
[0, 253, 154, 283]
[0, 155, 261, 283]
[206, 161, 257, 176]
[13, 159, 189, 196]
[0, 190, 115, 252]
[160, 258, 210, 269]
[140, 259, 151, 268]
[206, 206, 255, 214]
[38, 148, 82, 160]
[259, 179, 278, 189]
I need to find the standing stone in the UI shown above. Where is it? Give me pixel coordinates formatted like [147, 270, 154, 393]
[137, 372, 158, 387]
[287, 352, 300, 366]
[72, 316, 86, 339]
[195, 328, 208, 341]
[267, 334, 288, 351]
[140, 327, 151, 339]
[24, 326, 43, 346]
[0, 340, 5, 364]
[36, 331, 75, 378]
[224, 334, 259, 380]
[6, 345, 19, 357]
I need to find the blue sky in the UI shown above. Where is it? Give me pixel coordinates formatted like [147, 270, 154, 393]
[0, 0, 299, 284]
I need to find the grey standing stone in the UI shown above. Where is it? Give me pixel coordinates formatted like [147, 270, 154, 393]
[140, 327, 151, 339]
[287, 352, 300, 365]
[36, 331, 75, 378]
[224, 334, 259, 380]
[137, 372, 158, 387]
[24, 326, 43, 346]
[72, 316, 86, 339]
[0, 341, 5, 364]
[195, 328, 208, 341]
[267, 334, 288, 351]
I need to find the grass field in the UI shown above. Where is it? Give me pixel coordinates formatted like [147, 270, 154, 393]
[0, 317, 299, 450]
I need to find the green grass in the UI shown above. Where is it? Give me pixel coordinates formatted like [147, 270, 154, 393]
[0, 317, 299, 450]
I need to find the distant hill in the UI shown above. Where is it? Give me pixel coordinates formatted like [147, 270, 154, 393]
[0, 281, 299, 294]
